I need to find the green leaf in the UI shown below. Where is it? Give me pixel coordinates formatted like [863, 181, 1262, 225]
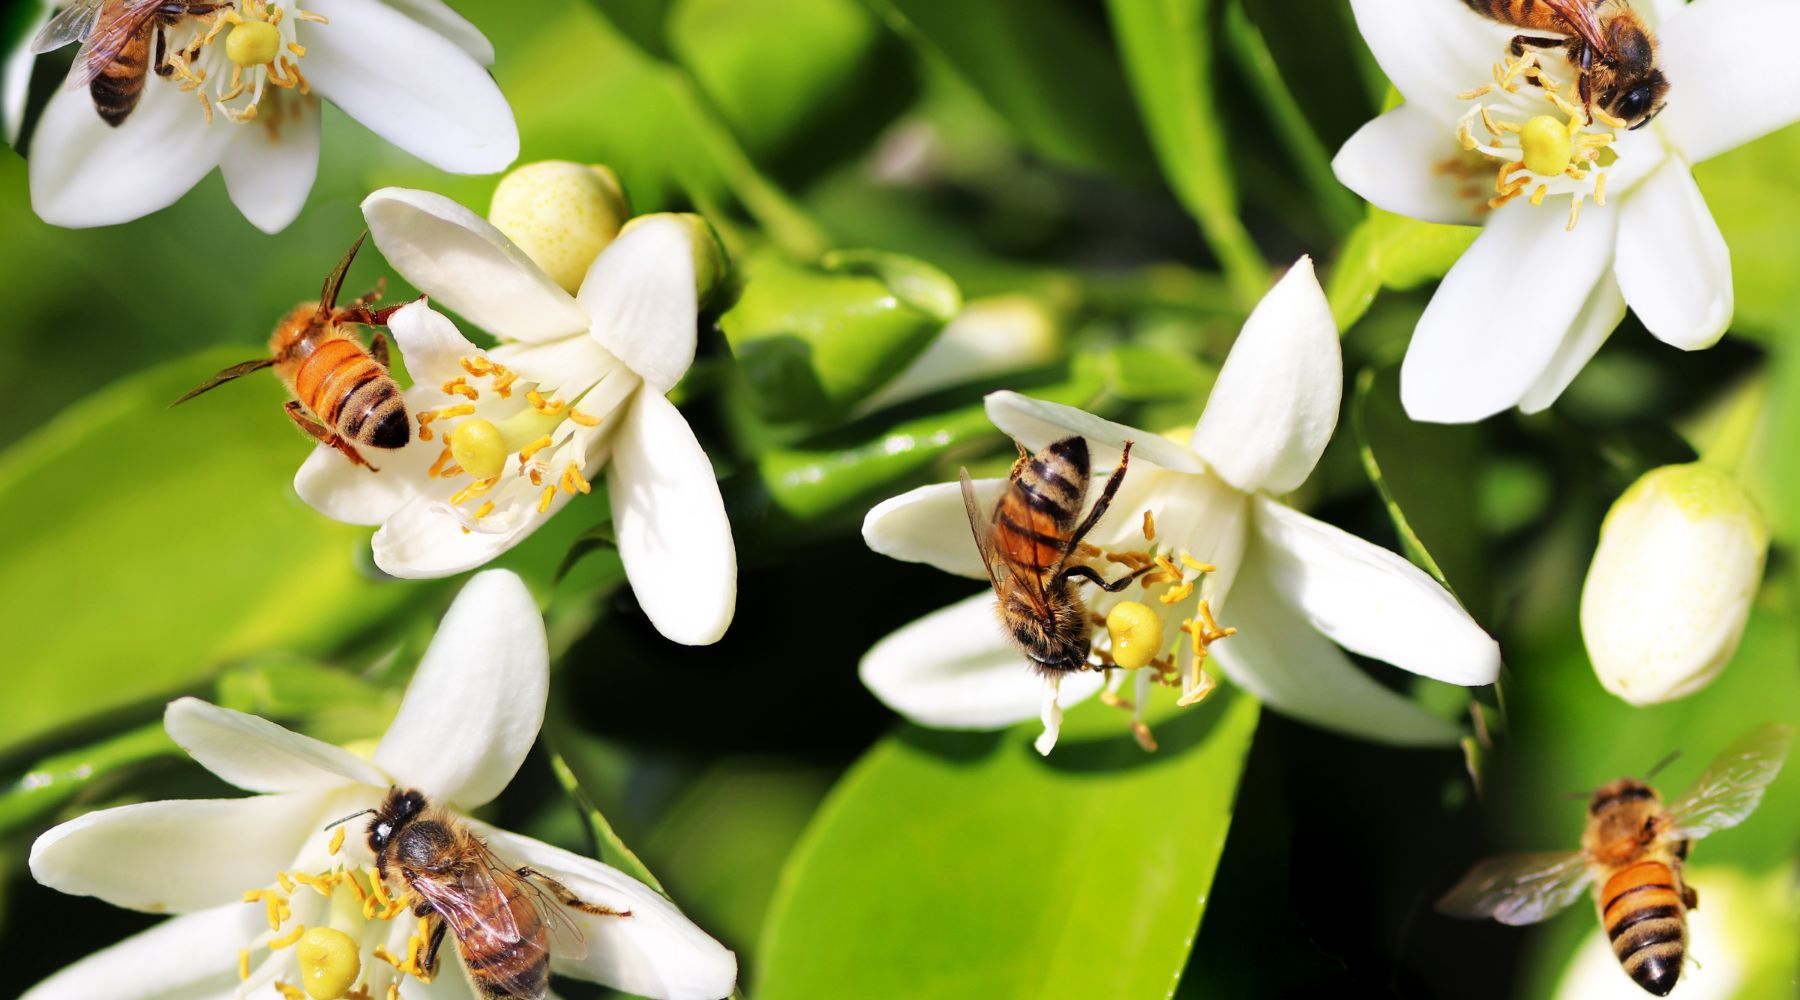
[756, 690, 1260, 999]
[547, 745, 668, 896]
[0, 722, 176, 835]
[1106, 0, 1269, 306]
[1327, 209, 1478, 330]
[0, 348, 413, 755]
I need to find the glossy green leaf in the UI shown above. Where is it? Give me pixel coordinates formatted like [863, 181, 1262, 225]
[0, 723, 176, 835]
[1327, 209, 1478, 330]
[547, 746, 667, 895]
[757, 690, 1260, 999]
[1106, 0, 1268, 306]
[1692, 120, 1800, 342]
[0, 348, 412, 755]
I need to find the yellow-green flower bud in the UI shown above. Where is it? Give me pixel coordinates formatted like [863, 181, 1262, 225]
[1581, 463, 1769, 705]
[296, 927, 361, 1000]
[489, 162, 629, 294]
[1105, 601, 1164, 669]
[622, 212, 729, 308]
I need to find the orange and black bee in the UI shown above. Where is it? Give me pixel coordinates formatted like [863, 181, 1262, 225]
[31, 0, 228, 127]
[1438, 724, 1793, 996]
[1460, 0, 1669, 128]
[175, 233, 412, 470]
[961, 436, 1148, 674]
[353, 788, 629, 1000]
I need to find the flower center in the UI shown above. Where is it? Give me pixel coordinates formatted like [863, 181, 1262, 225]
[1452, 52, 1622, 231]
[165, 0, 325, 125]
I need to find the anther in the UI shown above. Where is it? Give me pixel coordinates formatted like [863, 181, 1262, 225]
[538, 485, 557, 513]
[328, 826, 345, 856]
[1141, 510, 1156, 541]
[561, 462, 592, 495]
[568, 408, 601, 427]
[517, 434, 554, 464]
[269, 923, 307, 949]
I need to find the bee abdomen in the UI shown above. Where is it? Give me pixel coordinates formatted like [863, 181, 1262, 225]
[293, 338, 407, 448]
[90, 48, 148, 126]
[1461, 0, 1567, 31]
[1602, 861, 1687, 997]
[464, 948, 549, 999]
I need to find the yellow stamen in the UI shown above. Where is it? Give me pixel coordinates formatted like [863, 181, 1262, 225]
[239, 948, 251, 981]
[276, 984, 307, 1000]
[277, 871, 295, 893]
[1594, 171, 1609, 207]
[475, 501, 496, 519]
[527, 389, 565, 415]
[538, 485, 558, 513]
[1179, 554, 1215, 574]
[568, 408, 601, 427]
[517, 434, 554, 464]
[442, 377, 478, 400]
[328, 827, 346, 856]
[448, 477, 498, 507]
[269, 923, 307, 949]
[460, 355, 493, 377]
[1141, 510, 1156, 541]
[1158, 580, 1194, 605]
[561, 462, 592, 495]
[432, 404, 477, 421]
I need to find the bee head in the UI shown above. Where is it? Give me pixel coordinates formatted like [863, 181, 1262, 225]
[368, 787, 428, 854]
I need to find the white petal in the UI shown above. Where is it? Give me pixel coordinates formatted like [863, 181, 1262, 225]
[377, 0, 495, 64]
[304, 0, 517, 173]
[1400, 199, 1618, 423]
[1191, 257, 1341, 495]
[1332, 105, 1484, 225]
[1034, 678, 1065, 756]
[28, 78, 230, 228]
[1614, 159, 1732, 350]
[362, 189, 590, 343]
[1209, 555, 1464, 746]
[29, 794, 324, 913]
[1517, 273, 1627, 414]
[984, 391, 1208, 474]
[1345, 0, 1513, 118]
[371, 490, 554, 578]
[859, 591, 1105, 729]
[606, 392, 736, 645]
[19, 904, 264, 1000]
[468, 823, 739, 1000]
[579, 217, 699, 394]
[375, 570, 548, 809]
[1097, 467, 1250, 608]
[385, 300, 489, 385]
[1655, 0, 1800, 163]
[1250, 497, 1500, 686]
[292, 431, 432, 528]
[164, 698, 387, 793]
[862, 480, 1003, 581]
[218, 96, 320, 234]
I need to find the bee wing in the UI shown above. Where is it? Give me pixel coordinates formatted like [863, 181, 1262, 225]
[471, 838, 590, 964]
[1665, 723, 1795, 841]
[1543, 0, 1611, 55]
[960, 467, 1005, 594]
[1435, 850, 1592, 926]
[66, 0, 167, 90]
[30, 0, 104, 54]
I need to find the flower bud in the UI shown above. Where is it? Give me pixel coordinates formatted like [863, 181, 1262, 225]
[1581, 463, 1768, 705]
[488, 162, 629, 294]
[621, 212, 729, 308]
[856, 295, 1060, 414]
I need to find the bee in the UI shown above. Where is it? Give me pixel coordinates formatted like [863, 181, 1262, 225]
[343, 788, 629, 1000]
[1438, 724, 1794, 996]
[961, 436, 1148, 674]
[174, 232, 412, 470]
[1460, 0, 1668, 128]
[29, 1, 228, 127]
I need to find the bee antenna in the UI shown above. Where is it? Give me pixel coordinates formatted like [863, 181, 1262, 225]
[324, 807, 377, 831]
[319, 230, 370, 316]
[1645, 749, 1682, 781]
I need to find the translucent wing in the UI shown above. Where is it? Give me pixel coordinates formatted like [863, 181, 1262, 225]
[470, 838, 588, 963]
[1436, 850, 1592, 926]
[959, 467, 1004, 594]
[410, 863, 537, 997]
[1665, 723, 1795, 841]
[30, 0, 104, 54]
[1544, 0, 1611, 55]
[67, 0, 166, 90]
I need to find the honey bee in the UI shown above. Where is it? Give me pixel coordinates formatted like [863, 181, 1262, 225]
[1438, 724, 1794, 996]
[347, 788, 629, 1000]
[174, 233, 412, 470]
[961, 436, 1148, 674]
[1460, 0, 1668, 128]
[30, 0, 227, 127]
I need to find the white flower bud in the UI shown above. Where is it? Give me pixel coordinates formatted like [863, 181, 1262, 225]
[1581, 463, 1768, 705]
[488, 161, 629, 294]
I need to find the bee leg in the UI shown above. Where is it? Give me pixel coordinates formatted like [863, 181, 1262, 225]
[347, 276, 387, 310]
[420, 917, 448, 977]
[337, 298, 417, 329]
[1682, 884, 1699, 911]
[284, 401, 380, 472]
[153, 21, 173, 77]
[368, 330, 392, 369]
[517, 867, 632, 918]
[1065, 440, 1135, 551]
[1057, 562, 1151, 593]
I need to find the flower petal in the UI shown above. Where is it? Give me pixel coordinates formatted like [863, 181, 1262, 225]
[1517, 273, 1627, 414]
[362, 189, 590, 344]
[606, 392, 737, 645]
[1191, 257, 1341, 494]
[374, 570, 548, 809]
[862, 480, 1003, 581]
[1208, 555, 1464, 746]
[1400, 199, 1619, 423]
[30, 794, 324, 912]
[28, 78, 230, 228]
[303, 0, 517, 173]
[164, 698, 388, 793]
[579, 217, 699, 395]
[984, 391, 1208, 474]
[1614, 159, 1733, 350]
[860, 591, 1105, 729]
[292, 387, 446, 529]
[468, 823, 739, 1000]
[1333, 105, 1484, 225]
[1346, 0, 1513, 118]
[1656, 0, 1800, 163]
[19, 903, 264, 1000]
[371, 491, 552, 578]
[377, 0, 495, 64]
[218, 96, 320, 234]
[1250, 496, 1501, 686]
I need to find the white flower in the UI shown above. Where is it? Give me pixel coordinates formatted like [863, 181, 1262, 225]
[1582, 462, 1768, 705]
[27, 0, 517, 233]
[860, 259, 1502, 753]
[1333, 0, 1800, 423]
[295, 188, 736, 647]
[23, 569, 737, 1000]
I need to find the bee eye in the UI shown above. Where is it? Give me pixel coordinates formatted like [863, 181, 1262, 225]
[1617, 87, 1654, 124]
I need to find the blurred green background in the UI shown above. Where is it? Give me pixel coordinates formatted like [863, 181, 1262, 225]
[2, 0, 1798, 997]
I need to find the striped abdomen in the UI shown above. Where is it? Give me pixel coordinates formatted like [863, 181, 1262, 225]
[992, 437, 1090, 575]
[290, 337, 410, 449]
[1460, 0, 1581, 31]
[1599, 860, 1686, 996]
[461, 879, 551, 999]
[88, 15, 155, 127]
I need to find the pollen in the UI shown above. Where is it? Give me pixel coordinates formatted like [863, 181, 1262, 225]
[448, 419, 508, 481]
[270, 922, 308, 949]
[328, 826, 345, 856]
[527, 389, 565, 415]
[225, 18, 281, 67]
[1105, 601, 1164, 670]
[296, 927, 362, 1000]
[569, 408, 601, 427]
[538, 485, 558, 513]
[561, 462, 591, 495]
